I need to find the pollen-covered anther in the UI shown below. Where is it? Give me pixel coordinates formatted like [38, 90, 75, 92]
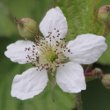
[64, 47, 73, 54]
[46, 28, 61, 39]
[24, 44, 39, 63]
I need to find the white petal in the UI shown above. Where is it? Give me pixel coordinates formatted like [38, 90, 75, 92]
[4, 40, 38, 64]
[65, 34, 107, 64]
[39, 7, 68, 40]
[56, 62, 86, 93]
[11, 68, 48, 100]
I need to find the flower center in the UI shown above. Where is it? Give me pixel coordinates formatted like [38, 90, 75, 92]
[25, 32, 71, 71]
[39, 41, 62, 63]
[45, 48, 58, 63]
[33, 38, 68, 71]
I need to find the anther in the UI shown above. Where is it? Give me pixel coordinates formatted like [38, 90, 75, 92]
[68, 49, 70, 52]
[57, 30, 59, 32]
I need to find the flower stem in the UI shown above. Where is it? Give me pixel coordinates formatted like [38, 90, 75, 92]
[53, 0, 57, 7]
[73, 93, 83, 110]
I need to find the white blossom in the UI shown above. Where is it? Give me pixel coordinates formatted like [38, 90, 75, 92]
[5, 7, 107, 100]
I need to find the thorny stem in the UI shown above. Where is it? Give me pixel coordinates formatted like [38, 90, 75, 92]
[73, 93, 83, 110]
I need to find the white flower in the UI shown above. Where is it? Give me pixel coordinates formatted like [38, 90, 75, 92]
[5, 7, 107, 100]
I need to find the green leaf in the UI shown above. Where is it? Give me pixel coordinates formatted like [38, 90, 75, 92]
[57, 0, 100, 41]
[82, 79, 110, 110]
[99, 34, 110, 65]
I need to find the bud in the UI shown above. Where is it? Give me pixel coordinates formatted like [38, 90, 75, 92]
[98, 5, 110, 25]
[17, 18, 38, 39]
[101, 74, 110, 89]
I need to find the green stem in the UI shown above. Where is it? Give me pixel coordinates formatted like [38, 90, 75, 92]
[75, 93, 83, 110]
[53, 0, 57, 7]
[102, 25, 109, 36]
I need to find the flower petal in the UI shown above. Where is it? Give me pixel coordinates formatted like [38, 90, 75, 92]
[56, 62, 86, 93]
[4, 40, 38, 64]
[11, 68, 48, 100]
[65, 34, 107, 64]
[39, 7, 68, 40]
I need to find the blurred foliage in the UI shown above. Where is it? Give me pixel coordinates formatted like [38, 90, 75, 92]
[0, 0, 52, 36]
[82, 63, 110, 110]
[0, 0, 110, 110]
[82, 79, 110, 110]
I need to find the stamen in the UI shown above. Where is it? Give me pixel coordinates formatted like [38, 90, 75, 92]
[57, 30, 59, 32]
[24, 27, 68, 71]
